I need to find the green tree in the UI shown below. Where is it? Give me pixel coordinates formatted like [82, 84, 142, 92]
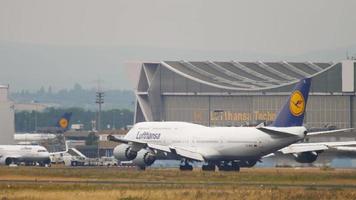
[15, 107, 134, 132]
[85, 132, 98, 146]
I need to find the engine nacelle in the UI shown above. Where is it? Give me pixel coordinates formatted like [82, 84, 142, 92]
[132, 149, 156, 168]
[0, 157, 14, 165]
[113, 144, 137, 161]
[293, 151, 319, 163]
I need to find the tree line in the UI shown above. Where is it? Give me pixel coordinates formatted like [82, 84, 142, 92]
[15, 107, 134, 132]
[12, 83, 135, 111]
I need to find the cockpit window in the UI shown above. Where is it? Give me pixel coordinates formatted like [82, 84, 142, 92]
[38, 150, 47, 152]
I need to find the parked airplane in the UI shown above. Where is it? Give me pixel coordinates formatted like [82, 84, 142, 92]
[14, 112, 72, 144]
[14, 133, 56, 143]
[110, 78, 355, 171]
[0, 145, 51, 166]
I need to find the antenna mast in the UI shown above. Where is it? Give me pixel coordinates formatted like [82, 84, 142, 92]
[95, 79, 104, 131]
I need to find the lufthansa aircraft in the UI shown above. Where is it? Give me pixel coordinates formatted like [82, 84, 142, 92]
[14, 112, 72, 144]
[109, 78, 353, 171]
[0, 145, 51, 166]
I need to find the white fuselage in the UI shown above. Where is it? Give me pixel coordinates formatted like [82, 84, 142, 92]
[0, 145, 50, 164]
[125, 122, 306, 161]
[14, 133, 56, 142]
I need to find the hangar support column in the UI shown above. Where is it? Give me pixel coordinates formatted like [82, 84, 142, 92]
[134, 63, 162, 123]
[0, 85, 14, 144]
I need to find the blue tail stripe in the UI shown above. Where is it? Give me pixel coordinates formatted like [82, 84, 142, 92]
[270, 78, 311, 127]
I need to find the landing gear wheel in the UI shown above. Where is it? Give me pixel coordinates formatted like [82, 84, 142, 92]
[218, 161, 240, 172]
[71, 161, 78, 166]
[179, 160, 193, 171]
[232, 162, 240, 172]
[202, 164, 216, 171]
[179, 165, 193, 171]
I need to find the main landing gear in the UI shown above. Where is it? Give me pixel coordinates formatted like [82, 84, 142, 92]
[179, 160, 193, 171]
[202, 162, 216, 171]
[218, 161, 240, 172]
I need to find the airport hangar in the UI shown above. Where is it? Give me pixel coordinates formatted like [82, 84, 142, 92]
[134, 60, 356, 140]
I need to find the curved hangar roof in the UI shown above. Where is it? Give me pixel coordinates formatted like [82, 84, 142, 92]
[161, 61, 334, 91]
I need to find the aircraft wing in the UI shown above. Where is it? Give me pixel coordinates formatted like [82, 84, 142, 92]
[307, 128, 354, 136]
[146, 143, 204, 161]
[280, 141, 356, 154]
[169, 146, 205, 161]
[108, 135, 147, 145]
[108, 135, 205, 161]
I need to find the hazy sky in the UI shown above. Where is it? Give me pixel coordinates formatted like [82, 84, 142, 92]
[0, 0, 356, 91]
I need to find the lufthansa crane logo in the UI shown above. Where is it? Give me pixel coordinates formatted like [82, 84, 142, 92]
[59, 118, 69, 129]
[289, 90, 305, 116]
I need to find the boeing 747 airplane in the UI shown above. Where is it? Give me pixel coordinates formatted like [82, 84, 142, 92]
[109, 78, 354, 171]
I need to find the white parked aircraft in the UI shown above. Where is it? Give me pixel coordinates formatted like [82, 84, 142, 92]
[14, 112, 72, 144]
[0, 145, 51, 166]
[14, 133, 56, 142]
[109, 78, 354, 171]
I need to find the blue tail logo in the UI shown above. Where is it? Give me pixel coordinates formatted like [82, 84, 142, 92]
[56, 112, 72, 129]
[271, 78, 311, 127]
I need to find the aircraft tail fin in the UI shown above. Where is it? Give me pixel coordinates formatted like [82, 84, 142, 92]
[270, 78, 311, 127]
[56, 112, 72, 129]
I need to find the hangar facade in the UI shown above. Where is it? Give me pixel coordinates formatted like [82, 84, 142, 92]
[134, 60, 356, 130]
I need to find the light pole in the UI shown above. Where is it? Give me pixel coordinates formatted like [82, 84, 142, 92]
[112, 110, 115, 130]
[95, 91, 104, 131]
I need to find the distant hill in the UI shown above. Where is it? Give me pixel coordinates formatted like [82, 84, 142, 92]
[11, 84, 135, 111]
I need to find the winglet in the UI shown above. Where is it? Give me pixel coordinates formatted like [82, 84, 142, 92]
[271, 78, 311, 127]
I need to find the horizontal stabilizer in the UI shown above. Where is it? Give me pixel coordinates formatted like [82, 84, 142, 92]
[280, 141, 356, 154]
[257, 127, 297, 137]
[307, 128, 354, 136]
[281, 144, 328, 154]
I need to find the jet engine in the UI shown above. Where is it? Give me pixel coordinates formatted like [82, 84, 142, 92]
[293, 151, 319, 163]
[0, 157, 15, 165]
[132, 149, 156, 169]
[113, 144, 137, 161]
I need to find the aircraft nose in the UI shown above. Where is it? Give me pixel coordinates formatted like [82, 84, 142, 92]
[41, 152, 50, 159]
